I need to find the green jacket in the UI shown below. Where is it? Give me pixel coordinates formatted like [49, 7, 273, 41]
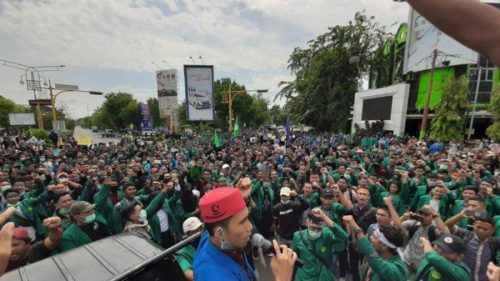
[175, 244, 196, 273]
[60, 214, 110, 252]
[417, 193, 455, 220]
[293, 225, 348, 281]
[2, 191, 49, 238]
[357, 237, 409, 281]
[413, 251, 470, 281]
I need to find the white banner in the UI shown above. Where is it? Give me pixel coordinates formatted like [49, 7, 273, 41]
[8, 113, 36, 126]
[404, 8, 477, 73]
[156, 69, 179, 128]
[184, 65, 215, 121]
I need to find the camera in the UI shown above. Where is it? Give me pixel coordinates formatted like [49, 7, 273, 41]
[409, 213, 423, 222]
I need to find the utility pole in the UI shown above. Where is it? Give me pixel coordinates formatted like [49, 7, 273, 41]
[419, 49, 438, 140]
[468, 63, 483, 139]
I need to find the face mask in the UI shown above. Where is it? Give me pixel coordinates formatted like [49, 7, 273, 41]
[308, 229, 321, 240]
[59, 178, 68, 183]
[217, 229, 235, 251]
[281, 199, 290, 205]
[40, 157, 46, 162]
[59, 207, 70, 216]
[7, 202, 20, 208]
[84, 213, 96, 224]
[139, 209, 147, 222]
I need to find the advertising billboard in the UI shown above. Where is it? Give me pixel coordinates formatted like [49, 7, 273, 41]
[139, 103, 153, 132]
[184, 65, 215, 121]
[8, 113, 36, 126]
[404, 8, 478, 73]
[156, 69, 179, 128]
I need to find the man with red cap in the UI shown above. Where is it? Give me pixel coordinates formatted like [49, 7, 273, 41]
[193, 187, 297, 281]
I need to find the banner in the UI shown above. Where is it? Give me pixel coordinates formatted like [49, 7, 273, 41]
[156, 69, 179, 128]
[184, 65, 215, 121]
[404, 8, 477, 73]
[139, 103, 153, 132]
[8, 113, 36, 126]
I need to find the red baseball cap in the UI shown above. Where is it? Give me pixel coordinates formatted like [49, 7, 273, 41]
[199, 187, 246, 224]
[12, 228, 30, 241]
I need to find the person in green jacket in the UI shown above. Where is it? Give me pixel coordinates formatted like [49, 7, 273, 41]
[417, 184, 455, 220]
[60, 178, 116, 252]
[1, 187, 49, 240]
[414, 234, 470, 281]
[293, 208, 348, 281]
[119, 187, 171, 242]
[60, 200, 111, 252]
[342, 215, 409, 281]
[175, 216, 204, 281]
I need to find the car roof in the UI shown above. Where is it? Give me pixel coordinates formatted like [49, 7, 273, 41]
[0, 234, 163, 281]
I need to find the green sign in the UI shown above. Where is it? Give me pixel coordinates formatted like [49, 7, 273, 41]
[416, 67, 455, 110]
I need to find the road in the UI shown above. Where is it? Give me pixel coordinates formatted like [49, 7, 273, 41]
[73, 126, 121, 145]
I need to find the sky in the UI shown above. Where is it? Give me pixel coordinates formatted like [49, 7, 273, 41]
[0, 0, 409, 119]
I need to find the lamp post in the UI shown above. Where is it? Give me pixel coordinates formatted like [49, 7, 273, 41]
[2, 59, 64, 129]
[44, 80, 103, 131]
[220, 84, 268, 131]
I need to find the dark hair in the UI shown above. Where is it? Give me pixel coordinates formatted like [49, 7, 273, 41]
[482, 179, 497, 188]
[124, 182, 136, 189]
[468, 196, 485, 204]
[205, 219, 230, 236]
[120, 202, 138, 221]
[473, 216, 495, 227]
[54, 192, 71, 203]
[377, 206, 391, 216]
[379, 225, 404, 255]
[463, 185, 479, 193]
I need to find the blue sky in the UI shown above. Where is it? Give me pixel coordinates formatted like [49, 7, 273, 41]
[0, 0, 408, 119]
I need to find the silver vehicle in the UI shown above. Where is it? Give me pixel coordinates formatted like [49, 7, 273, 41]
[188, 88, 212, 110]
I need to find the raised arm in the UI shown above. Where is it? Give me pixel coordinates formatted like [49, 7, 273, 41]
[406, 0, 500, 66]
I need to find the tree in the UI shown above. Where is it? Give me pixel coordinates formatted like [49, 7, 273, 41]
[430, 77, 470, 142]
[486, 86, 500, 141]
[213, 78, 270, 129]
[147, 97, 162, 128]
[269, 105, 287, 126]
[0, 95, 25, 127]
[92, 92, 141, 130]
[277, 12, 388, 132]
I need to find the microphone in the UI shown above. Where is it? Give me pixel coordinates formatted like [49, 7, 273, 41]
[264, 244, 304, 268]
[251, 234, 304, 268]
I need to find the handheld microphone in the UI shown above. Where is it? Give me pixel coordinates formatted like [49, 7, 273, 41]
[264, 245, 304, 268]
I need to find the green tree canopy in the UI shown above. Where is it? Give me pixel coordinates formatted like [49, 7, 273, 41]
[430, 77, 470, 142]
[486, 86, 500, 142]
[277, 11, 388, 132]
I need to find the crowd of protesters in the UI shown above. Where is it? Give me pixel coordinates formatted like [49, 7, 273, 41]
[0, 127, 500, 281]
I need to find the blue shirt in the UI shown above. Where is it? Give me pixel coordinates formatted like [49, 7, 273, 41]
[193, 231, 257, 281]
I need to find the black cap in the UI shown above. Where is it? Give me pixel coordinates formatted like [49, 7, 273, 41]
[433, 234, 466, 255]
[320, 188, 334, 198]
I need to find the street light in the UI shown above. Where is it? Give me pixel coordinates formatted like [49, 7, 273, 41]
[220, 84, 268, 131]
[43, 80, 103, 129]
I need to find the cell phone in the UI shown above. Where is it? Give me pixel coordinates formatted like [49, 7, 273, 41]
[409, 214, 423, 222]
[464, 209, 475, 217]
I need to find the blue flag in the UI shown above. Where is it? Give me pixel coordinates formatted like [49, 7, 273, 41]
[285, 118, 291, 140]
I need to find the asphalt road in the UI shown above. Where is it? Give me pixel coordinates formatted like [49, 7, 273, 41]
[73, 126, 121, 145]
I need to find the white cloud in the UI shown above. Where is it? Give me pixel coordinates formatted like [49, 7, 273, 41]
[0, 0, 409, 118]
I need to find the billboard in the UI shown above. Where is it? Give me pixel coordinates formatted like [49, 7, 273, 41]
[404, 8, 478, 73]
[8, 113, 36, 126]
[184, 65, 215, 121]
[139, 103, 153, 132]
[156, 69, 179, 128]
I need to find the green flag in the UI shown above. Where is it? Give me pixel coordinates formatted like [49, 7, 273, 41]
[233, 117, 241, 137]
[213, 130, 221, 148]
